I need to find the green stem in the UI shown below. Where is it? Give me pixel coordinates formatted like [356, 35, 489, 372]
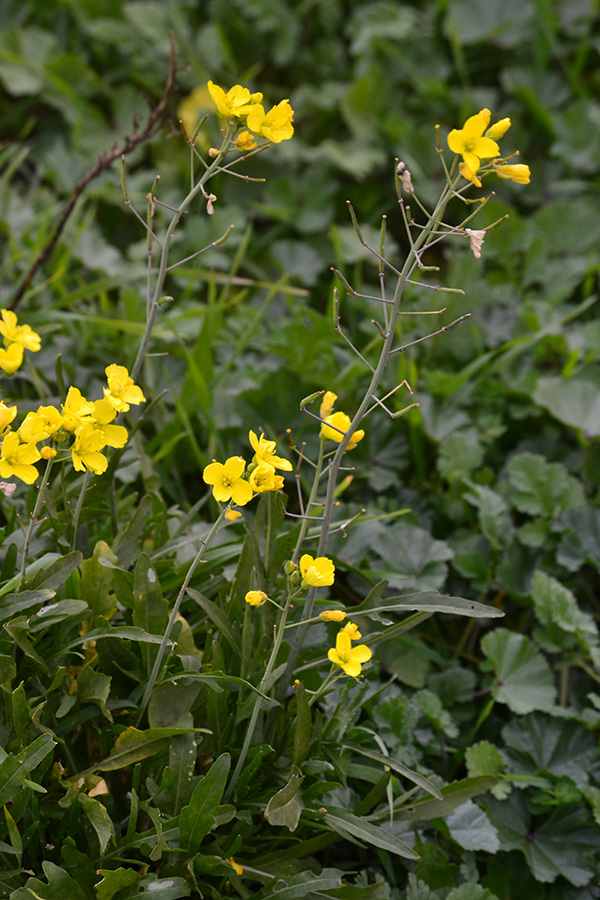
[135, 507, 227, 725]
[282, 179, 456, 685]
[130, 130, 234, 385]
[71, 469, 91, 551]
[19, 457, 54, 590]
[226, 587, 294, 800]
[291, 439, 325, 563]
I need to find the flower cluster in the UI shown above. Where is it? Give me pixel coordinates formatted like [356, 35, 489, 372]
[0, 364, 145, 484]
[203, 429, 292, 508]
[207, 81, 294, 148]
[319, 391, 365, 451]
[447, 108, 531, 188]
[0, 310, 41, 376]
[328, 621, 372, 677]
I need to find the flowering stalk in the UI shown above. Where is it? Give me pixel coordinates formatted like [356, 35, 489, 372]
[129, 128, 235, 385]
[283, 176, 458, 682]
[136, 506, 228, 725]
[226, 581, 296, 799]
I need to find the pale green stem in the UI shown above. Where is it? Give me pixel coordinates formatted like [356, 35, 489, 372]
[225, 587, 295, 800]
[136, 507, 227, 725]
[307, 666, 340, 707]
[71, 469, 91, 551]
[282, 179, 456, 685]
[19, 456, 54, 590]
[130, 129, 234, 385]
[292, 439, 325, 563]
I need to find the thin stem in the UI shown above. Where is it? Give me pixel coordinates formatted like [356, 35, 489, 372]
[282, 177, 458, 685]
[71, 469, 92, 552]
[19, 457, 54, 589]
[135, 507, 227, 725]
[129, 130, 235, 385]
[226, 586, 294, 800]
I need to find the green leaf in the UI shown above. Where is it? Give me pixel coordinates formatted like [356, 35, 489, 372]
[78, 541, 118, 629]
[95, 868, 140, 900]
[265, 772, 304, 832]
[0, 589, 56, 624]
[463, 481, 513, 549]
[179, 752, 230, 852]
[532, 570, 598, 654]
[502, 712, 600, 785]
[10, 860, 86, 899]
[186, 587, 242, 655]
[446, 800, 500, 852]
[352, 589, 504, 624]
[293, 682, 312, 767]
[481, 628, 557, 714]
[507, 453, 585, 518]
[80, 795, 115, 853]
[0, 734, 56, 805]
[25, 551, 83, 592]
[77, 667, 112, 721]
[342, 742, 442, 799]
[484, 792, 598, 886]
[323, 807, 418, 859]
[533, 376, 600, 436]
[113, 494, 154, 569]
[414, 690, 459, 739]
[253, 868, 345, 900]
[109, 874, 191, 899]
[95, 727, 209, 772]
[438, 432, 484, 481]
[447, 885, 499, 900]
[555, 506, 600, 571]
[395, 776, 499, 821]
[465, 741, 510, 800]
[133, 552, 168, 676]
[369, 524, 454, 592]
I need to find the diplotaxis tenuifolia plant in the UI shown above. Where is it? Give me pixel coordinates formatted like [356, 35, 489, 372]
[0, 89, 532, 897]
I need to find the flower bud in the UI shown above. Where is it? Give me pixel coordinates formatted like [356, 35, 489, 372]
[319, 609, 347, 622]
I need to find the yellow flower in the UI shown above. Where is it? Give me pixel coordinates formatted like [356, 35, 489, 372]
[0, 432, 41, 484]
[92, 399, 128, 448]
[328, 629, 372, 677]
[459, 162, 482, 188]
[0, 343, 23, 375]
[342, 621, 362, 641]
[245, 590, 268, 607]
[485, 117, 511, 140]
[299, 554, 335, 587]
[207, 81, 263, 118]
[249, 430, 292, 472]
[319, 609, 346, 622]
[447, 109, 500, 173]
[61, 388, 95, 433]
[225, 509, 242, 521]
[493, 162, 531, 184]
[248, 463, 284, 493]
[203, 456, 253, 506]
[234, 131, 257, 151]
[104, 365, 145, 413]
[319, 391, 337, 419]
[40, 446, 57, 460]
[225, 857, 244, 876]
[320, 411, 365, 450]
[246, 99, 294, 143]
[0, 401, 17, 435]
[70, 424, 108, 475]
[19, 406, 63, 443]
[0, 310, 41, 352]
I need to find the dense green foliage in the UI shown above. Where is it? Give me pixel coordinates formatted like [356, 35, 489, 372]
[1, 1, 600, 898]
